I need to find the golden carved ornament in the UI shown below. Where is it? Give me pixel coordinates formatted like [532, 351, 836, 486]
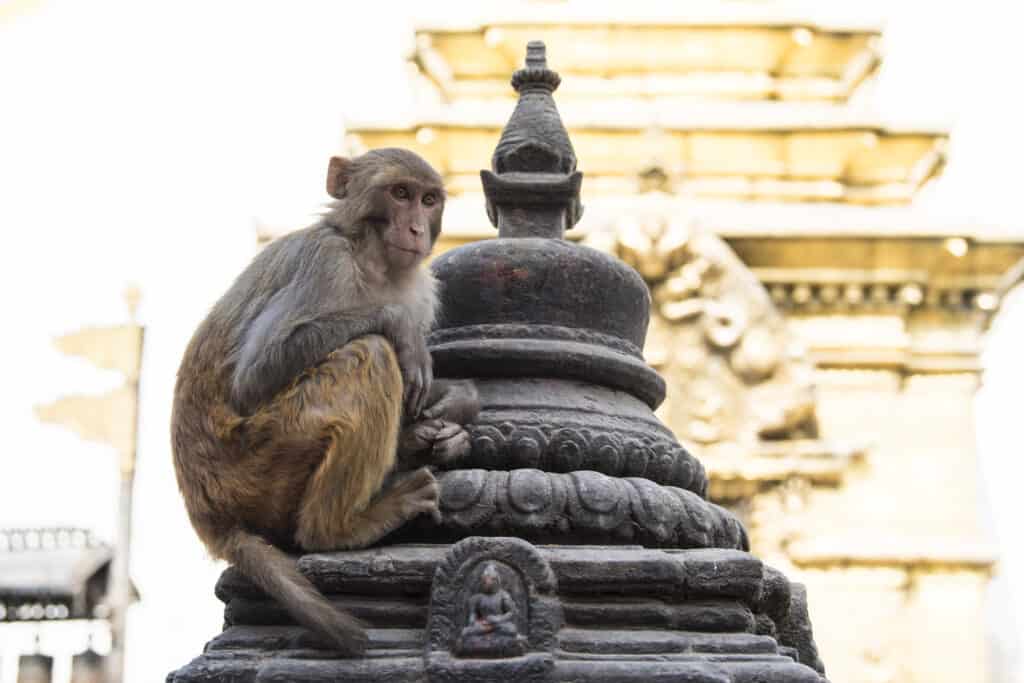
[588, 212, 817, 448]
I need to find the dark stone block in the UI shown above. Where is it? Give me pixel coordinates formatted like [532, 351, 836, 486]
[555, 660, 733, 682]
[541, 546, 685, 596]
[300, 546, 440, 596]
[776, 583, 826, 676]
[426, 653, 554, 683]
[562, 598, 755, 633]
[757, 565, 793, 627]
[671, 548, 764, 602]
[729, 660, 825, 683]
[255, 657, 422, 682]
[169, 654, 259, 683]
[224, 596, 427, 628]
[558, 628, 778, 656]
[205, 626, 423, 655]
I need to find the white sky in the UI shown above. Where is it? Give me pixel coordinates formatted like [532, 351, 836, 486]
[0, 1, 1022, 681]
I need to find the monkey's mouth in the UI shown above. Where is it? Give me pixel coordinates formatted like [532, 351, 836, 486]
[386, 242, 425, 257]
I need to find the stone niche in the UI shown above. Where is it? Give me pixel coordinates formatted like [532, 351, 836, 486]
[168, 42, 827, 683]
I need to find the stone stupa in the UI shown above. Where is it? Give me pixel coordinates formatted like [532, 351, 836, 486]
[169, 41, 826, 683]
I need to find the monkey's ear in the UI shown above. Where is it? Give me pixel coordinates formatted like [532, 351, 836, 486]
[326, 156, 353, 199]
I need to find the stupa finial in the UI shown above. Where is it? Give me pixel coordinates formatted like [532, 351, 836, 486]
[510, 40, 561, 93]
[482, 41, 582, 238]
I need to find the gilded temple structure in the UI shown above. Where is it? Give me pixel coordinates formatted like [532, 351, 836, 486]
[306, 5, 1024, 682]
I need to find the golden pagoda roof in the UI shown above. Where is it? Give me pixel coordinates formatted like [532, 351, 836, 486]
[345, 101, 947, 205]
[412, 2, 882, 102]
[422, 195, 1023, 245]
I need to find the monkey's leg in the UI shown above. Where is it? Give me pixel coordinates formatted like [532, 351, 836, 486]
[316, 465, 440, 551]
[289, 335, 439, 552]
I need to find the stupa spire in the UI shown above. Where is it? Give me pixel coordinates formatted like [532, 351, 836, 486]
[482, 41, 582, 238]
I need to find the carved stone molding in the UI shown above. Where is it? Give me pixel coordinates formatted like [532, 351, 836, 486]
[455, 418, 707, 494]
[388, 468, 748, 551]
[429, 323, 643, 359]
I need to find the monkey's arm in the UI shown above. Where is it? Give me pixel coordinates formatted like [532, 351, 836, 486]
[422, 379, 479, 424]
[232, 302, 430, 416]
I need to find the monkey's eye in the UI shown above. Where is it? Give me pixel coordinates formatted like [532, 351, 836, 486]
[392, 185, 410, 201]
[422, 193, 438, 207]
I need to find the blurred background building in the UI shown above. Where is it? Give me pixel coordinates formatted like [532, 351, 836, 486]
[1, 1, 1022, 682]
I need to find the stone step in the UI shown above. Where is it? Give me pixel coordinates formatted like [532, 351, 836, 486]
[562, 598, 756, 632]
[222, 592, 759, 635]
[178, 649, 821, 683]
[558, 627, 778, 655]
[224, 595, 427, 628]
[216, 544, 769, 606]
[206, 624, 780, 659]
[206, 625, 424, 654]
[556, 658, 824, 682]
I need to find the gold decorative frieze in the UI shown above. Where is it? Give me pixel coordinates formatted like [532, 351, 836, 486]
[707, 439, 866, 502]
[345, 109, 946, 204]
[755, 269, 1001, 313]
[788, 537, 996, 572]
[412, 6, 881, 102]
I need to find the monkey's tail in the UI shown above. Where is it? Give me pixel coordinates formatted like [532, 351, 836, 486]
[221, 528, 369, 655]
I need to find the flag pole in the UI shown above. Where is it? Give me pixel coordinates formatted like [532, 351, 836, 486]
[106, 286, 144, 683]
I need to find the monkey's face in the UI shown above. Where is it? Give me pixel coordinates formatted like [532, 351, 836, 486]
[376, 179, 445, 271]
[326, 150, 447, 272]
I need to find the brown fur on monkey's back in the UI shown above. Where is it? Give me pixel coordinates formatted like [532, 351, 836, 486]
[170, 226, 320, 551]
[170, 220, 426, 557]
[171, 302, 402, 555]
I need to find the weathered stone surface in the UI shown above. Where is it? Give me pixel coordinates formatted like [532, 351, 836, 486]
[563, 597, 756, 633]
[540, 545, 685, 595]
[555, 659, 795, 683]
[670, 548, 764, 602]
[171, 543, 825, 682]
[427, 653, 554, 683]
[432, 379, 705, 492]
[256, 657, 423, 683]
[391, 469, 744, 549]
[558, 628, 778, 655]
[206, 626, 423, 655]
[776, 583, 826, 675]
[170, 654, 259, 683]
[755, 565, 793, 633]
[224, 596, 427, 628]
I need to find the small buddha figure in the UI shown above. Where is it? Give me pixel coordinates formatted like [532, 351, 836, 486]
[454, 562, 527, 657]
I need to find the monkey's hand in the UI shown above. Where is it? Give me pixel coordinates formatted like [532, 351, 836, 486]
[399, 419, 472, 465]
[384, 306, 433, 418]
[422, 379, 480, 426]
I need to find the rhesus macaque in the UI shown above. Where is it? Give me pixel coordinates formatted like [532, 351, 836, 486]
[171, 148, 479, 656]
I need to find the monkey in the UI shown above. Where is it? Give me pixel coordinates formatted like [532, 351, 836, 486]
[170, 148, 480, 656]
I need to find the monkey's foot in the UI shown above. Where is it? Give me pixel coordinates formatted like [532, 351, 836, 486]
[390, 466, 442, 524]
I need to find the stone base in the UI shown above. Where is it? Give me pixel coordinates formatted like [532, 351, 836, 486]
[169, 539, 826, 682]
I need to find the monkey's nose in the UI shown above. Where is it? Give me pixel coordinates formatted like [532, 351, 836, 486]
[410, 224, 425, 236]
